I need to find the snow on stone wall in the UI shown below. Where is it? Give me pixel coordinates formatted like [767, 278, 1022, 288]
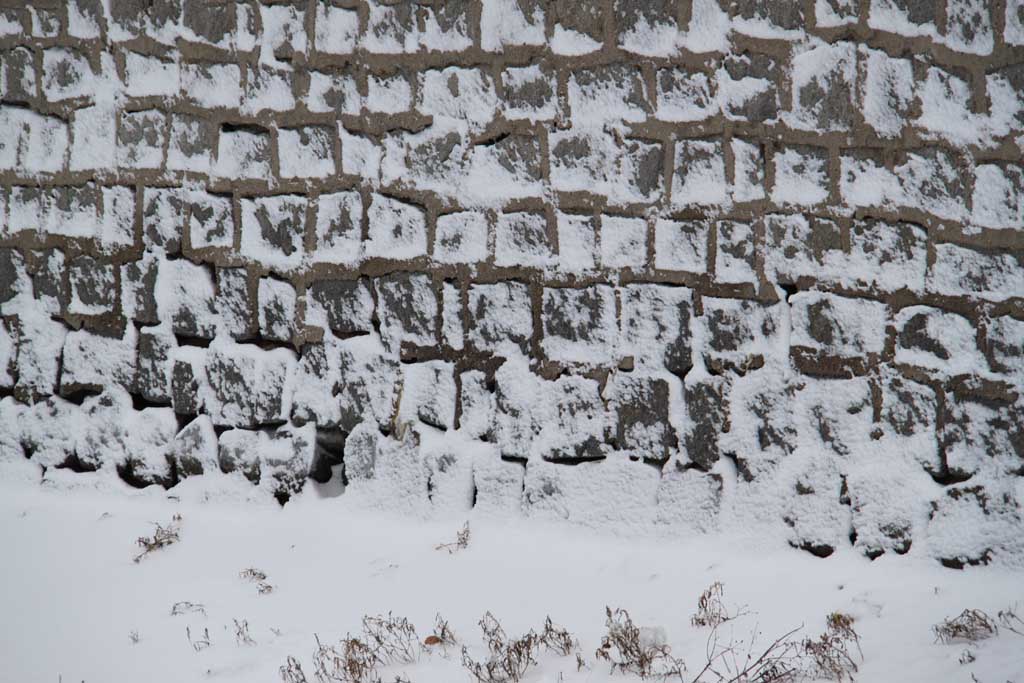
[1, 0, 1023, 567]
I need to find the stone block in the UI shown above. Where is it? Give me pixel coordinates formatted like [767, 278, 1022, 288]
[600, 215, 647, 270]
[42, 48, 92, 102]
[364, 194, 427, 260]
[790, 292, 888, 376]
[215, 126, 272, 180]
[419, 67, 499, 131]
[495, 212, 554, 268]
[541, 286, 618, 366]
[313, 190, 362, 266]
[134, 329, 175, 403]
[314, 3, 359, 55]
[240, 195, 307, 272]
[719, 52, 781, 123]
[279, 126, 335, 179]
[764, 214, 844, 285]
[398, 360, 456, 430]
[480, 0, 545, 51]
[895, 306, 986, 376]
[702, 297, 783, 374]
[672, 138, 726, 208]
[848, 219, 927, 293]
[188, 190, 233, 249]
[771, 146, 829, 207]
[307, 278, 374, 337]
[789, 42, 856, 132]
[656, 67, 715, 122]
[168, 113, 216, 173]
[258, 278, 296, 343]
[927, 244, 1024, 302]
[434, 211, 489, 265]
[466, 282, 533, 355]
[203, 342, 294, 428]
[607, 374, 676, 462]
[182, 62, 243, 109]
[376, 272, 438, 352]
[715, 220, 757, 285]
[117, 110, 167, 170]
[169, 415, 219, 478]
[614, 0, 677, 55]
[683, 374, 730, 470]
[68, 256, 117, 317]
[308, 70, 361, 115]
[1, 47, 36, 104]
[620, 284, 693, 375]
[653, 219, 709, 274]
[501, 65, 557, 121]
[142, 187, 185, 255]
[569, 64, 650, 125]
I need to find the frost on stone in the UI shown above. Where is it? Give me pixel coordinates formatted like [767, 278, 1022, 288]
[182, 62, 242, 110]
[614, 0, 679, 57]
[308, 71, 361, 116]
[656, 68, 715, 123]
[523, 458, 659, 529]
[846, 219, 927, 293]
[764, 214, 845, 286]
[467, 282, 533, 355]
[771, 146, 829, 207]
[60, 326, 137, 396]
[702, 297, 785, 374]
[569, 64, 650, 126]
[971, 164, 1024, 230]
[815, 0, 859, 26]
[894, 306, 987, 377]
[620, 284, 693, 375]
[495, 212, 554, 269]
[366, 73, 412, 115]
[788, 42, 855, 132]
[943, 0, 994, 55]
[715, 220, 758, 286]
[313, 191, 363, 267]
[927, 484, 1024, 568]
[553, 213, 597, 276]
[672, 138, 727, 208]
[860, 48, 915, 139]
[600, 215, 647, 270]
[434, 212, 489, 265]
[790, 292, 888, 375]
[240, 195, 308, 272]
[654, 219, 708, 274]
[314, 3, 358, 55]
[398, 360, 456, 430]
[375, 272, 438, 352]
[928, 244, 1024, 302]
[364, 194, 427, 260]
[481, 0, 545, 52]
[419, 67, 498, 132]
[215, 127, 272, 181]
[279, 126, 336, 179]
[541, 286, 618, 367]
[731, 138, 766, 202]
[503, 66, 559, 124]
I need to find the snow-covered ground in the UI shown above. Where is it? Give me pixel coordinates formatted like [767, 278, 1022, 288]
[0, 475, 1021, 683]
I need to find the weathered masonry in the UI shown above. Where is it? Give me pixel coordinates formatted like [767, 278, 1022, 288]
[1, 0, 1023, 567]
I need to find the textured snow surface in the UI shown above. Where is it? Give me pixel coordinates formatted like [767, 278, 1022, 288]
[0, 480, 1022, 683]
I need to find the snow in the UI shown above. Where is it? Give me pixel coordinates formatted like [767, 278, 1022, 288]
[1, 477, 1022, 683]
[600, 216, 647, 270]
[480, 0, 545, 52]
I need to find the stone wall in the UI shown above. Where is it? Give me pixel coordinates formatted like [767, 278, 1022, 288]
[1, 0, 1023, 566]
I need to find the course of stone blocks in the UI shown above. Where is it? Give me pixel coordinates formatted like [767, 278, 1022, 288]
[1, 0, 1023, 566]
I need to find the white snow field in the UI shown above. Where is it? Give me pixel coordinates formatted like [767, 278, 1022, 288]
[0, 473, 1021, 683]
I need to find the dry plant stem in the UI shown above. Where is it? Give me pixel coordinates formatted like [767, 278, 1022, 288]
[436, 522, 471, 554]
[187, 626, 211, 652]
[171, 601, 206, 617]
[235, 619, 257, 646]
[595, 607, 686, 681]
[461, 612, 540, 683]
[997, 606, 1024, 637]
[362, 613, 419, 665]
[280, 655, 309, 683]
[696, 623, 803, 683]
[691, 582, 746, 628]
[933, 609, 999, 644]
[133, 514, 182, 563]
[802, 613, 862, 682]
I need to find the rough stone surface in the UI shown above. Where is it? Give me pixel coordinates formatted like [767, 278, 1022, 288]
[1, 0, 1022, 565]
